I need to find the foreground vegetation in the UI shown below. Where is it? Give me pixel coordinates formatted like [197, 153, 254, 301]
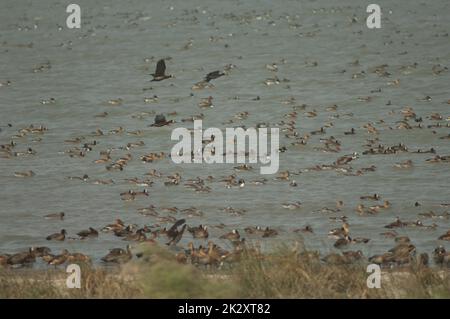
[1, 245, 449, 298]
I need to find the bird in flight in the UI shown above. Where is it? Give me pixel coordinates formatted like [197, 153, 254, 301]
[151, 59, 173, 81]
[166, 219, 186, 246]
[204, 70, 225, 82]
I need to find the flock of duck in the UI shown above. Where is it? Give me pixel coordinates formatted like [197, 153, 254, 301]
[1, 215, 450, 268]
[1, 3, 450, 273]
[1, 57, 449, 270]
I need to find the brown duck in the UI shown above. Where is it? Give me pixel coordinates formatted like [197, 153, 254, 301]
[46, 229, 67, 241]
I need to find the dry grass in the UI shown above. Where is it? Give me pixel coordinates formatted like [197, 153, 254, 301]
[227, 245, 450, 298]
[1, 244, 449, 299]
[0, 264, 141, 298]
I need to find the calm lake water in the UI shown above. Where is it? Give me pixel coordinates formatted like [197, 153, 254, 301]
[0, 0, 449, 265]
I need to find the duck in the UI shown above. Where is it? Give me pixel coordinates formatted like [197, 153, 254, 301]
[95, 111, 108, 118]
[30, 246, 51, 257]
[0, 254, 10, 266]
[220, 229, 240, 241]
[352, 237, 370, 244]
[141, 152, 165, 163]
[264, 77, 280, 86]
[186, 242, 202, 263]
[77, 227, 99, 239]
[281, 201, 302, 210]
[369, 252, 394, 266]
[244, 226, 264, 235]
[102, 219, 125, 232]
[389, 245, 416, 266]
[134, 189, 149, 197]
[369, 200, 391, 213]
[204, 70, 225, 82]
[192, 81, 215, 90]
[101, 245, 132, 263]
[14, 170, 35, 178]
[231, 238, 248, 252]
[0, 80, 12, 87]
[360, 193, 381, 201]
[225, 178, 245, 188]
[107, 98, 123, 106]
[46, 229, 67, 241]
[176, 251, 188, 264]
[181, 207, 204, 217]
[413, 148, 436, 154]
[195, 242, 225, 267]
[438, 230, 450, 241]
[426, 155, 449, 163]
[191, 245, 214, 267]
[137, 205, 158, 216]
[125, 178, 153, 187]
[143, 95, 159, 103]
[123, 229, 147, 242]
[394, 160, 413, 168]
[67, 252, 91, 263]
[334, 235, 352, 248]
[328, 223, 350, 239]
[188, 224, 209, 239]
[150, 114, 174, 127]
[310, 127, 326, 135]
[429, 112, 443, 121]
[294, 225, 314, 234]
[48, 249, 69, 266]
[161, 206, 178, 214]
[276, 170, 290, 180]
[41, 98, 56, 105]
[385, 217, 407, 229]
[262, 227, 278, 238]
[145, 169, 163, 178]
[342, 250, 364, 263]
[120, 190, 136, 201]
[44, 212, 65, 220]
[114, 225, 136, 237]
[329, 215, 348, 223]
[265, 63, 278, 72]
[68, 174, 89, 182]
[7, 249, 36, 266]
[344, 128, 355, 135]
[150, 59, 173, 81]
[166, 219, 187, 246]
[304, 110, 317, 118]
[433, 246, 450, 266]
[208, 241, 229, 262]
[198, 96, 214, 108]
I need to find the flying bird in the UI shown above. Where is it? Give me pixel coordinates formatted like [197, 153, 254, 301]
[150, 114, 174, 127]
[151, 59, 173, 81]
[204, 70, 225, 82]
[166, 219, 186, 246]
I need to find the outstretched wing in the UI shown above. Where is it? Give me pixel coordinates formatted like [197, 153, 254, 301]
[204, 70, 224, 82]
[167, 224, 186, 246]
[167, 218, 186, 237]
[154, 59, 166, 77]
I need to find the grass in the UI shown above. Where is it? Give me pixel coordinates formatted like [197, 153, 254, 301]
[1, 244, 449, 298]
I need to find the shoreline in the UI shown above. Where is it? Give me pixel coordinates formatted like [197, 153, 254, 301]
[2, 245, 450, 298]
